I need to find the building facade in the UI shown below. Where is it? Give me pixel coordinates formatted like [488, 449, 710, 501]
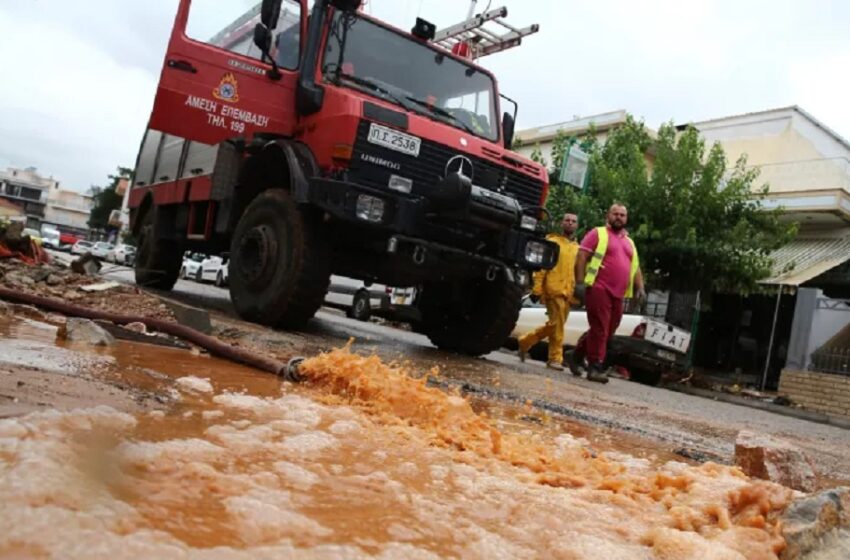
[684, 106, 850, 393]
[44, 187, 93, 236]
[0, 167, 53, 228]
[685, 106, 850, 231]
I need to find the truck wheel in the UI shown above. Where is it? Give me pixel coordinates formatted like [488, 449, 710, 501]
[347, 290, 371, 321]
[134, 205, 181, 290]
[229, 189, 330, 328]
[419, 276, 523, 356]
[215, 271, 225, 287]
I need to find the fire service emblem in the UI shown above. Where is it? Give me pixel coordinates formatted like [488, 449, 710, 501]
[213, 73, 240, 103]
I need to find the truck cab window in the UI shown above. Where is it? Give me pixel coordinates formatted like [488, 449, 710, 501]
[186, 0, 301, 69]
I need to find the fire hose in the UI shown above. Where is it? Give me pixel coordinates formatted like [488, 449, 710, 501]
[0, 287, 305, 381]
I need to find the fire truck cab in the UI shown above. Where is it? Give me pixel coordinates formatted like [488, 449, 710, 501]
[129, 0, 556, 355]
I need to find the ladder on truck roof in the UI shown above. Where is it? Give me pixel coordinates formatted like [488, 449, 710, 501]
[433, 1, 539, 60]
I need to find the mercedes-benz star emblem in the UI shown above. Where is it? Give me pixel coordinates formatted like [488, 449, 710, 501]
[445, 155, 474, 181]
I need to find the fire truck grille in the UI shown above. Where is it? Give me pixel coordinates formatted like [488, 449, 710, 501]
[349, 120, 544, 209]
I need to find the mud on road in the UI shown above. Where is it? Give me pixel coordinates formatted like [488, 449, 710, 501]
[1, 257, 849, 558]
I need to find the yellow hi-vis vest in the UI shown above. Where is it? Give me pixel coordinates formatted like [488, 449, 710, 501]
[584, 227, 640, 298]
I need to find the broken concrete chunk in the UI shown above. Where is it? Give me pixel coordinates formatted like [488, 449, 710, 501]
[123, 322, 147, 334]
[70, 253, 102, 276]
[781, 487, 850, 559]
[4, 271, 35, 287]
[734, 430, 817, 492]
[45, 273, 64, 286]
[163, 299, 212, 334]
[58, 318, 116, 347]
[80, 281, 121, 292]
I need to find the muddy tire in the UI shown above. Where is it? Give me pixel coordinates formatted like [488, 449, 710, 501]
[418, 276, 523, 356]
[134, 205, 181, 290]
[228, 189, 330, 328]
[347, 290, 371, 321]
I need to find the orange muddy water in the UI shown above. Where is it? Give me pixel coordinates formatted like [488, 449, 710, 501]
[0, 316, 795, 559]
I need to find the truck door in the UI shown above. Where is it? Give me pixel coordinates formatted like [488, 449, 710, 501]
[149, 0, 307, 145]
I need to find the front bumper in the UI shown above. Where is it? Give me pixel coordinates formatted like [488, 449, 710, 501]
[307, 177, 558, 273]
[608, 337, 688, 372]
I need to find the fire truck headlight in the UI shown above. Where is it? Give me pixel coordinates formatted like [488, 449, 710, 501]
[524, 240, 549, 266]
[356, 195, 385, 222]
[388, 174, 413, 194]
[520, 215, 538, 231]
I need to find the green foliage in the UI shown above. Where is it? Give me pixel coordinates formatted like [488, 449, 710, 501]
[88, 166, 132, 230]
[539, 116, 796, 294]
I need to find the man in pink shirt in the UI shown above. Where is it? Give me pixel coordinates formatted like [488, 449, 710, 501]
[574, 204, 646, 383]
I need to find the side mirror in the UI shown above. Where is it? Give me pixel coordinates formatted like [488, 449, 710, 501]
[253, 23, 272, 53]
[330, 0, 362, 11]
[502, 112, 515, 150]
[260, 0, 282, 29]
[253, 23, 282, 80]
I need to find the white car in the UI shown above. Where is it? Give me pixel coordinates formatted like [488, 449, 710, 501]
[180, 252, 205, 281]
[71, 240, 94, 255]
[91, 242, 114, 259]
[108, 243, 136, 265]
[40, 227, 61, 249]
[511, 297, 642, 347]
[510, 296, 691, 385]
[199, 254, 229, 286]
[324, 275, 418, 323]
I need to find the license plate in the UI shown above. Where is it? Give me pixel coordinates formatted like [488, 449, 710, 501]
[645, 319, 690, 353]
[367, 123, 421, 157]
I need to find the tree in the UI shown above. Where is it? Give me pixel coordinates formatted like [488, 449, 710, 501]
[88, 166, 132, 230]
[539, 115, 796, 294]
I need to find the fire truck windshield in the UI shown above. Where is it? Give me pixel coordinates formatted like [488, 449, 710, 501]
[323, 13, 499, 142]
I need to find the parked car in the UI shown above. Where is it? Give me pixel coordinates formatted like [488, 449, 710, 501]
[180, 252, 206, 281]
[108, 243, 136, 265]
[324, 275, 419, 323]
[123, 246, 137, 266]
[40, 226, 61, 249]
[508, 296, 691, 385]
[71, 240, 94, 255]
[59, 232, 81, 251]
[90, 242, 114, 260]
[199, 254, 229, 286]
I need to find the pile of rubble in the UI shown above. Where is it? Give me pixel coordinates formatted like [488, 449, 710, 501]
[0, 221, 49, 265]
[0, 246, 174, 323]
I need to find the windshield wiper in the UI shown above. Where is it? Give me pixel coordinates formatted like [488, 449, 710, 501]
[336, 73, 409, 109]
[404, 96, 476, 135]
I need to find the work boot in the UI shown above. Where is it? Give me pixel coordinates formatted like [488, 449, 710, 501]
[587, 363, 609, 384]
[546, 361, 564, 371]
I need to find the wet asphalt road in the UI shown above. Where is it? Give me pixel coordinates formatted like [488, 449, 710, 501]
[50, 250, 850, 483]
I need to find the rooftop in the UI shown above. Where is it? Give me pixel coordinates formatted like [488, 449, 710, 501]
[679, 105, 850, 153]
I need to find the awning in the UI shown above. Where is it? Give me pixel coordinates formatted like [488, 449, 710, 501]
[761, 232, 850, 285]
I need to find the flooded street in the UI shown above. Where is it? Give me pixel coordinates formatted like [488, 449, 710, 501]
[0, 314, 800, 559]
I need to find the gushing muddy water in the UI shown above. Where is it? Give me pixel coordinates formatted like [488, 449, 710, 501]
[0, 316, 795, 559]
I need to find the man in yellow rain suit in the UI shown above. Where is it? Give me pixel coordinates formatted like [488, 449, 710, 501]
[518, 213, 580, 370]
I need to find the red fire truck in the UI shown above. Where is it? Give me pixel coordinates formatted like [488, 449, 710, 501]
[129, 0, 556, 355]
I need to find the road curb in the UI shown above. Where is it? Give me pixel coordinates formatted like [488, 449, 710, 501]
[664, 384, 850, 430]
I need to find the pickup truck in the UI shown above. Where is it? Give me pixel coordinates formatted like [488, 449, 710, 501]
[508, 297, 691, 385]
